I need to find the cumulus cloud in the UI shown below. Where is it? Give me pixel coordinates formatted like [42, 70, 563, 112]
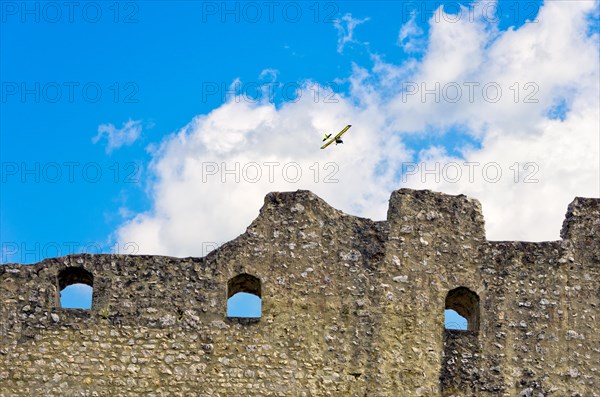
[93, 119, 142, 154]
[117, 83, 409, 256]
[115, 1, 599, 256]
[393, 1, 600, 241]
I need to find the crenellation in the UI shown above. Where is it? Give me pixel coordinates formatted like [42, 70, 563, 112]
[0, 189, 598, 396]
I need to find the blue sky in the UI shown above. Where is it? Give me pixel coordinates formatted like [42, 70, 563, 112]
[1, 1, 599, 313]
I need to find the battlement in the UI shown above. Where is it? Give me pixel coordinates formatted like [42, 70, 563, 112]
[1, 189, 598, 397]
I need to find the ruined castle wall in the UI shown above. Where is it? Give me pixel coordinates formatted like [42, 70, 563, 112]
[1, 189, 598, 397]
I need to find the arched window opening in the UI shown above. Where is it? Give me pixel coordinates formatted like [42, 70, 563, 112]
[58, 267, 93, 309]
[227, 273, 261, 318]
[445, 287, 479, 332]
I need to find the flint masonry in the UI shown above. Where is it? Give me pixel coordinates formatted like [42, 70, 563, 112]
[1, 189, 598, 396]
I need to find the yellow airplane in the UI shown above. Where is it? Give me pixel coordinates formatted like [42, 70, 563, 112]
[320, 125, 351, 149]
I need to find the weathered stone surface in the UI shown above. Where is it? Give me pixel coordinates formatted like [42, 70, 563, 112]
[0, 189, 598, 396]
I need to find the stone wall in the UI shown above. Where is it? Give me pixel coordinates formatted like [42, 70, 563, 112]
[1, 189, 598, 396]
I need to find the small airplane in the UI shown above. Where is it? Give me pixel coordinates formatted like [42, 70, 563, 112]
[320, 125, 352, 149]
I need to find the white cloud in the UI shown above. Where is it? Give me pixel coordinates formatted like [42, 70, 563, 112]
[392, 0, 600, 241]
[115, 1, 599, 256]
[333, 13, 370, 53]
[258, 68, 279, 82]
[397, 11, 425, 53]
[117, 85, 410, 256]
[93, 119, 142, 154]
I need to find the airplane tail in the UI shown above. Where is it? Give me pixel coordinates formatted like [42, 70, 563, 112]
[322, 133, 332, 142]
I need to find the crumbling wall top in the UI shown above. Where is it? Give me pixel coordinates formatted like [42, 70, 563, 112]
[560, 196, 600, 240]
[387, 188, 486, 240]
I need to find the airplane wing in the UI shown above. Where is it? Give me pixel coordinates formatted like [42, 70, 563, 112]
[320, 125, 351, 149]
[320, 138, 335, 149]
[333, 124, 351, 140]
